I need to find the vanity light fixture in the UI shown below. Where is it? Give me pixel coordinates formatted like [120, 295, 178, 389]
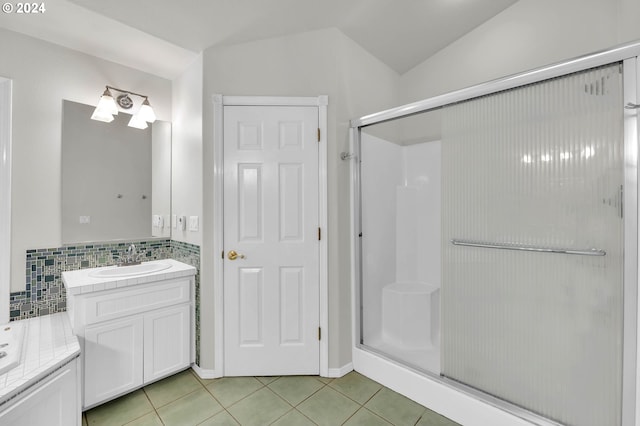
[137, 98, 156, 123]
[90, 85, 157, 129]
[90, 87, 118, 122]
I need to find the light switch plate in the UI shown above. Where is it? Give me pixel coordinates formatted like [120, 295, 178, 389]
[172, 214, 177, 229]
[177, 216, 186, 231]
[189, 216, 199, 232]
[153, 215, 164, 228]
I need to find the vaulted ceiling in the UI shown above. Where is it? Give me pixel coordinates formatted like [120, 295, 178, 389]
[0, 0, 518, 79]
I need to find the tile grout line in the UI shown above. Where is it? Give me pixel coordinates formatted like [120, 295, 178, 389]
[264, 378, 331, 425]
[267, 407, 297, 425]
[190, 372, 222, 426]
[140, 386, 166, 426]
[189, 368, 231, 410]
[332, 382, 383, 426]
[326, 378, 384, 408]
[266, 376, 330, 409]
[339, 407, 362, 426]
[360, 407, 395, 426]
[194, 407, 239, 426]
[201, 376, 268, 411]
[296, 408, 321, 426]
[197, 373, 303, 424]
[188, 373, 242, 426]
[87, 371, 450, 426]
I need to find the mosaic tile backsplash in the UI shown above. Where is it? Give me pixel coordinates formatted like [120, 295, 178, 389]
[170, 239, 202, 365]
[9, 238, 202, 364]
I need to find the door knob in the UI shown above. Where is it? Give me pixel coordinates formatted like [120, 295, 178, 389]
[227, 250, 245, 260]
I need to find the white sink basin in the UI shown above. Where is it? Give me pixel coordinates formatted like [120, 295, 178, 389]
[88, 261, 171, 278]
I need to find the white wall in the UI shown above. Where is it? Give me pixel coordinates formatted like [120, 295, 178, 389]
[151, 120, 172, 239]
[171, 54, 203, 246]
[333, 31, 401, 367]
[0, 28, 171, 292]
[201, 28, 400, 370]
[400, 0, 640, 104]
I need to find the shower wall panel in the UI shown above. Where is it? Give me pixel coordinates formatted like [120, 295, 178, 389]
[401, 142, 441, 286]
[441, 63, 624, 425]
[360, 131, 442, 373]
[360, 132, 403, 342]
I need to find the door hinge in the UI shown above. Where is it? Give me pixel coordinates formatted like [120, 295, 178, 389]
[318, 227, 321, 241]
[317, 128, 321, 142]
[318, 327, 321, 341]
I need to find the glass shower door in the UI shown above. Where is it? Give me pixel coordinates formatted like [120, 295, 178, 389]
[441, 63, 624, 426]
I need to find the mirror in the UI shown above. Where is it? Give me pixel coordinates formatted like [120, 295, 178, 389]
[61, 100, 171, 244]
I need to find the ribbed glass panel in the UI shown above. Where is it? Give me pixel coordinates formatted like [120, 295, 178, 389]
[441, 63, 623, 426]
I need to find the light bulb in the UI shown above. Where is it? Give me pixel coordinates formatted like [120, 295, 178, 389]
[137, 98, 156, 123]
[90, 109, 114, 123]
[128, 114, 148, 129]
[95, 88, 118, 116]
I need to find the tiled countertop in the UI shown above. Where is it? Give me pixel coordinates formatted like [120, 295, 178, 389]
[62, 259, 196, 295]
[0, 312, 80, 404]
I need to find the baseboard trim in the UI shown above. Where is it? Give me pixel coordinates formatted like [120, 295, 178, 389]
[191, 363, 221, 379]
[326, 362, 353, 378]
[191, 362, 352, 380]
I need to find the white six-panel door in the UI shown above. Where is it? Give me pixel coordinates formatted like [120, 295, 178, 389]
[223, 105, 320, 376]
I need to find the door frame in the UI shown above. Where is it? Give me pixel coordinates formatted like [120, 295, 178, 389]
[0, 78, 12, 324]
[212, 95, 329, 377]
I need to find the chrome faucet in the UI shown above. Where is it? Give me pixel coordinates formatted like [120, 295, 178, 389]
[120, 243, 142, 266]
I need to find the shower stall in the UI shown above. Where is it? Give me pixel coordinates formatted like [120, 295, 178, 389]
[350, 43, 640, 426]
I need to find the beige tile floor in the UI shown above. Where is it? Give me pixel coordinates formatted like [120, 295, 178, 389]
[82, 369, 459, 426]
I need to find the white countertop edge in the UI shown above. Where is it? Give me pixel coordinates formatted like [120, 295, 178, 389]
[62, 259, 196, 291]
[0, 350, 80, 405]
[0, 313, 81, 405]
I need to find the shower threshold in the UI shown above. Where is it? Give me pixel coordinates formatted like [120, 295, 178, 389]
[364, 334, 440, 376]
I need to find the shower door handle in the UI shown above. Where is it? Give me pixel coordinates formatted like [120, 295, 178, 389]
[451, 239, 606, 256]
[227, 250, 245, 260]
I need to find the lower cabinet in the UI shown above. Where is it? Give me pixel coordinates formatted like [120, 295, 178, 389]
[144, 304, 191, 383]
[84, 316, 144, 408]
[0, 359, 80, 426]
[68, 276, 195, 410]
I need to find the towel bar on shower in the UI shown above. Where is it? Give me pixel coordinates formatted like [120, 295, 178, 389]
[451, 239, 606, 256]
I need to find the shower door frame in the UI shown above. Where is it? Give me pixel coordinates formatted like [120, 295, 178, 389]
[350, 42, 640, 426]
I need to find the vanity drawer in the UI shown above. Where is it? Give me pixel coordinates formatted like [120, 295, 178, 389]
[82, 278, 191, 325]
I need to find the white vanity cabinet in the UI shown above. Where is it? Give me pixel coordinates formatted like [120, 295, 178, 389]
[0, 359, 80, 426]
[63, 259, 196, 410]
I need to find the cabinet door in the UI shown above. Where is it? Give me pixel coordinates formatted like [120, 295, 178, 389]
[0, 361, 80, 426]
[144, 304, 191, 383]
[84, 316, 144, 408]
